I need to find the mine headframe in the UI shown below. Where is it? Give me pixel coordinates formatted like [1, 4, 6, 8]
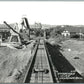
[3, 21, 30, 46]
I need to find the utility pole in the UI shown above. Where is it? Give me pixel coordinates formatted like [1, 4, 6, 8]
[79, 29, 82, 40]
[44, 29, 46, 39]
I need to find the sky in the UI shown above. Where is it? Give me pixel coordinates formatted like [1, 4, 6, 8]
[0, 1, 84, 25]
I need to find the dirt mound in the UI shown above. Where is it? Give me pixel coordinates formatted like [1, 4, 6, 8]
[0, 43, 33, 83]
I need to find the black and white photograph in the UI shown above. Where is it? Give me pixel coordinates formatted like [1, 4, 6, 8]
[0, 1, 84, 83]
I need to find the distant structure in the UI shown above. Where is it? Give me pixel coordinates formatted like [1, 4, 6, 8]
[61, 26, 84, 38]
[61, 30, 70, 37]
[78, 29, 84, 39]
[44, 30, 46, 39]
[34, 22, 42, 29]
[0, 35, 2, 45]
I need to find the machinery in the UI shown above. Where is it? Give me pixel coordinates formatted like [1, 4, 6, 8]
[3, 17, 31, 49]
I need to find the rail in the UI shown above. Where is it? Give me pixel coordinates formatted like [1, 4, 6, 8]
[23, 40, 39, 83]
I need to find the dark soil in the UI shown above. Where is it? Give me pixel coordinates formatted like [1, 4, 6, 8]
[46, 42, 75, 72]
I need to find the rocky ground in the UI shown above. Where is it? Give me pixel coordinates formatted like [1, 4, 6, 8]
[0, 42, 34, 83]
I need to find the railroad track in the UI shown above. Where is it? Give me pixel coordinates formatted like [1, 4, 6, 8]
[23, 39, 55, 83]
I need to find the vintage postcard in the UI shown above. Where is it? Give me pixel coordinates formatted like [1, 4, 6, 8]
[0, 1, 84, 83]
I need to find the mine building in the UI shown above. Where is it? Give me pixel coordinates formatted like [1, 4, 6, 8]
[61, 30, 70, 37]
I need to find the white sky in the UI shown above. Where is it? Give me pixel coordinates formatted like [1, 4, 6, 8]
[0, 1, 84, 25]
